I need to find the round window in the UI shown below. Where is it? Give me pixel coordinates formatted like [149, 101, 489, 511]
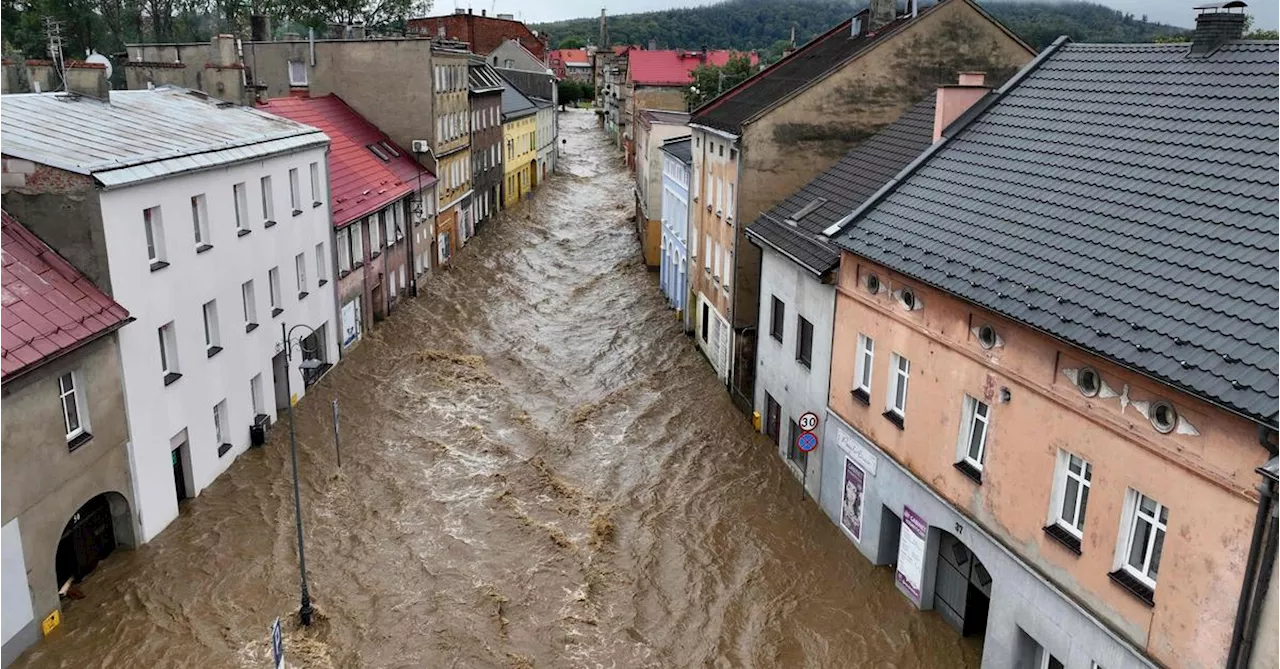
[978, 324, 998, 349]
[865, 273, 881, 294]
[1077, 367, 1100, 397]
[901, 288, 916, 310]
[1150, 401, 1177, 434]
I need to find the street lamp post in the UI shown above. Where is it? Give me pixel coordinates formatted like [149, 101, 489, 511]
[280, 322, 323, 626]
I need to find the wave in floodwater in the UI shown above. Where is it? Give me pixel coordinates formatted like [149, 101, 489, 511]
[17, 110, 979, 669]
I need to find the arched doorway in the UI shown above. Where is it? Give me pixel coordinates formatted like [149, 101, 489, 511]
[55, 493, 132, 592]
[934, 530, 991, 638]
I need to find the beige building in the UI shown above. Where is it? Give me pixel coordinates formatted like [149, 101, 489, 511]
[1, 212, 137, 665]
[633, 110, 689, 268]
[687, 0, 1033, 403]
[820, 16, 1279, 667]
[432, 42, 474, 260]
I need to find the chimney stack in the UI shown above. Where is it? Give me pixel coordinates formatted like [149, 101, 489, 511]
[932, 71, 988, 142]
[867, 0, 896, 31]
[65, 60, 109, 100]
[1190, 1, 1248, 56]
[250, 15, 271, 41]
[648, 39, 657, 51]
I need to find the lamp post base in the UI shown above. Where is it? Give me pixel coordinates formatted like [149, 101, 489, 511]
[300, 599, 314, 626]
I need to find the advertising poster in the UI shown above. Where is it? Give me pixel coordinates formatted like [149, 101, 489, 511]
[895, 506, 928, 604]
[341, 300, 360, 348]
[840, 458, 865, 541]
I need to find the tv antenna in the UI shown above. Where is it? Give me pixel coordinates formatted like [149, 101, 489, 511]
[43, 16, 66, 90]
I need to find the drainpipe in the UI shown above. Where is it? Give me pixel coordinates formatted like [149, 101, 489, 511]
[1227, 426, 1278, 669]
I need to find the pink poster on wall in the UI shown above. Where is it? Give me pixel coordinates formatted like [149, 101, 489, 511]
[895, 506, 928, 604]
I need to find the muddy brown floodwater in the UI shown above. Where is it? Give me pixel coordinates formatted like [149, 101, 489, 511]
[18, 111, 980, 669]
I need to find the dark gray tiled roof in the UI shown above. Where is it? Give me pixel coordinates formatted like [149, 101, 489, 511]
[494, 67, 555, 101]
[691, 9, 926, 134]
[660, 137, 692, 165]
[498, 70, 537, 120]
[833, 40, 1280, 426]
[745, 96, 936, 276]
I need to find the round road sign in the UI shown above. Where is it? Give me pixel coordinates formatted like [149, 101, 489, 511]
[798, 412, 819, 432]
[797, 430, 819, 453]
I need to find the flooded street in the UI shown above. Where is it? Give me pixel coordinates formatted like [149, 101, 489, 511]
[18, 110, 978, 669]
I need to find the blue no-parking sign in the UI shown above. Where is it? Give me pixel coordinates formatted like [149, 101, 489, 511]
[272, 617, 284, 669]
[797, 430, 818, 453]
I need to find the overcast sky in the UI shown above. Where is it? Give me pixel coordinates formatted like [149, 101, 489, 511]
[464, 0, 1277, 31]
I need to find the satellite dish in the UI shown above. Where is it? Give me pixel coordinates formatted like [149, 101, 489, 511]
[85, 52, 113, 80]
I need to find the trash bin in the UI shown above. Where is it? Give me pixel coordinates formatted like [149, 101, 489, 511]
[250, 415, 268, 447]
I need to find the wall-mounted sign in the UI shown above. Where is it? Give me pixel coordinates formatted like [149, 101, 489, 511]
[798, 411, 819, 432]
[896, 506, 928, 604]
[835, 425, 877, 476]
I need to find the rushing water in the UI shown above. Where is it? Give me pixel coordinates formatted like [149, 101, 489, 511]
[17, 111, 979, 669]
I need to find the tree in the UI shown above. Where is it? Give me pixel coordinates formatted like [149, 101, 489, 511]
[685, 53, 754, 109]
[558, 78, 583, 105]
[557, 35, 584, 49]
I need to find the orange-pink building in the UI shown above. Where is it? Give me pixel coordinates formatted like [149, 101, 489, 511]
[815, 10, 1278, 669]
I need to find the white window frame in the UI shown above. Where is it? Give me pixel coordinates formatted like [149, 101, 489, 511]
[337, 230, 351, 273]
[315, 242, 327, 284]
[268, 266, 282, 312]
[1050, 451, 1092, 537]
[158, 322, 179, 377]
[241, 280, 257, 328]
[351, 221, 364, 262]
[250, 374, 264, 416]
[295, 253, 307, 296]
[202, 299, 220, 352]
[58, 370, 87, 440]
[143, 206, 165, 263]
[213, 399, 229, 446]
[310, 162, 322, 205]
[289, 168, 302, 212]
[854, 333, 874, 394]
[956, 394, 991, 470]
[260, 175, 274, 222]
[288, 60, 307, 86]
[233, 182, 249, 232]
[370, 214, 383, 250]
[887, 353, 910, 417]
[190, 194, 209, 247]
[1118, 489, 1168, 588]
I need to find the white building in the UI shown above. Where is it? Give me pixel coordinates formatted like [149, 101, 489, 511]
[533, 97, 557, 184]
[658, 137, 692, 330]
[1, 85, 339, 543]
[743, 97, 936, 496]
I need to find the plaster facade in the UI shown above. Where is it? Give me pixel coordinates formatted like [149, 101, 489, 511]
[688, 127, 739, 383]
[659, 148, 691, 329]
[502, 115, 536, 208]
[0, 337, 137, 665]
[633, 114, 689, 268]
[754, 246, 835, 497]
[826, 252, 1271, 668]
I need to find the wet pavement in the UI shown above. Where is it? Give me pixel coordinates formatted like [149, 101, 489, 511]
[17, 110, 979, 669]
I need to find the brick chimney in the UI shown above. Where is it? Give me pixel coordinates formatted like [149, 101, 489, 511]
[65, 60, 109, 99]
[210, 34, 238, 67]
[1190, 1, 1248, 56]
[932, 72, 988, 142]
[867, 0, 896, 31]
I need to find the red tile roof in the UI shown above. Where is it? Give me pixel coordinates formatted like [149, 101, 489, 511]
[557, 49, 590, 65]
[259, 95, 437, 228]
[628, 50, 759, 87]
[2, 211, 129, 381]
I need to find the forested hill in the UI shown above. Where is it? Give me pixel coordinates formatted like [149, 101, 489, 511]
[532, 0, 1190, 52]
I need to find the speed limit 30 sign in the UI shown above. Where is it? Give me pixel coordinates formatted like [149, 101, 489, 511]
[798, 411, 819, 432]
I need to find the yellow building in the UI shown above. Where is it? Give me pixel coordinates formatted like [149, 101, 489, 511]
[499, 81, 538, 209]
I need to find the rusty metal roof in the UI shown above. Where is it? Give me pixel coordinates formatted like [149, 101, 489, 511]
[0, 86, 329, 189]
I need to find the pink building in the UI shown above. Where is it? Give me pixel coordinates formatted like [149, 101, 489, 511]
[818, 10, 1278, 669]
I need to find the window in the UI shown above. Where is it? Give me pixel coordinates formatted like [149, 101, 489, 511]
[337, 229, 351, 273]
[190, 195, 210, 249]
[295, 253, 307, 298]
[250, 374, 264, 417]
[233, 182, 249, 234]
[1120, 491, 1168, 588]
[202, 299, 221, 356]
[289, 168, 302, 213]
[288, 60, 307, 86]
[370, 214, 383, 251]
[854, 334, 874, 399]
[1077, 367, 1100, 397]
[1150, 400, 1177, 434]
[1052, 451, 1092, 540]
[351, 221, 364, 263]
[260, 176, 275, 223]
[786, 417, 807, 469]
[956, 395, 990, 476]
[309, 162, 322, 206]
[701, 302, 710, 343]
[977, 323, 998, 349]
[886, 353, 909, 423]
[769, 296, 785, 342]
[727, 183, 734, 219]
[268, 267, 282, 316]
[315, 243, 327, 285]
[143, 206, 166, 268]
[795, 315, 813, 368]
[704, 235, 712, 270]
[59, 371, 88, 443]
[213, 399, 230, 453]
[241, 280, 258, 332]
[158, 322, 180, 384]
